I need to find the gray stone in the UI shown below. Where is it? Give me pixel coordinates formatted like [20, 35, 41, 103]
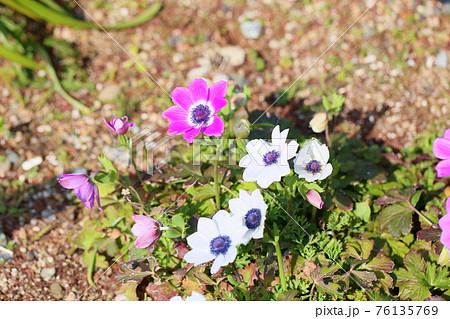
[98, 85, 121, 102]
[6, 150, 19, 166]
[41, 267, 56, 281]
[443, 3, 450, 15]
[229, 74, 250, 88]
[219, 46, 246, 67]
[187, 66, 210, 82]
[0, 231, 6, 247]
[50, 283, 64, 299]
[104, 146, 130, 166]
[435, 50, 448, 68]
[0, 246, 13, 263]
[213, 73, 229, 82]
[240, 21, 263, 39]
[21, 156, 43, 171]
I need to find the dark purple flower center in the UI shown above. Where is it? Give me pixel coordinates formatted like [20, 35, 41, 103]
[245, 208, 261, 229]
[210, 235, 231, 255]
[306, 160, 322, 174]
[263, 150, 280, 166]
[190, 104, 211, 126]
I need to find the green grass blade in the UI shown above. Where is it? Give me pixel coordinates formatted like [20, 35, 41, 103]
[106, 2, 162, 30]
[0, 0, 42, 20]
[0, 44, 44, 69]
[38, 0, 70, 15]
[35, 44, 91, 114]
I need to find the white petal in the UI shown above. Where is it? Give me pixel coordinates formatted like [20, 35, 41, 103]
[197, 217, 219, 240]
[187, 232, 210, 250]
[256, 165, 281, 188]
[271, 125, 281, 141]
[253, 226, 264, 239]
[272, 126, 289, 146]
[239, 154, 252, 167]
[287, 140, 299, 159]
[277, 161, 291, 177]
[170, 296, 183, 301]
[241, 230, 254, 245]
[319, 163, 333, 180]
[229, 198, 250, 216]
[213, 210, 233, 236]
[184, 249, 215, 265]
[243, 166, 261, 181]
[228, 214, 247, 244]
[295, 145, 312, 166]
[187, 291, 206, 301]
[222, 246, 238, 264]
[210, 254, 225, 274]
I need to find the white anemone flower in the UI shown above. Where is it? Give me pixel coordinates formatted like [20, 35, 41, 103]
[294, 138, 333, 182]
[239, 125, 299, 188]
[184, 210, 246, 274]
[229, 189, 268, 245]
[170, 291, 207, 301]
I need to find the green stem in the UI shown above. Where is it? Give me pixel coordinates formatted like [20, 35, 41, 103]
[213, 143, 221, 210]
[311, 207, 317, 222]
[273, 237, 287, 291]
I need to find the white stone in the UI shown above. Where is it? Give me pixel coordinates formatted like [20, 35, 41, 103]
[240, 21, 262, 39]
[220, 46, 246, 67]
[434, 50, 448, 68]
[22, 156, 43, 171]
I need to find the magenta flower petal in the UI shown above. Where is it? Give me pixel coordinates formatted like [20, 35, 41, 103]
[183, 127, 202, 143]
[208, 80, 227, 102]
[433, 136, 450, 160]
[93, 184, 103, 212]
[436, 159, 450, 178]
[441, 231, 450, 249]
[447, 197, 450, 214]
[202, 116, 224, 137]
[172, 87, 194, 110]
[104, 116, 135, 135]
[210, 97, 228, 112]
[74, 181, 95, 205]
[162, 105, 189, 122]
[57, 174, 88, 189]
[168, 121, 192, 135]
[188, 78, 208, 103]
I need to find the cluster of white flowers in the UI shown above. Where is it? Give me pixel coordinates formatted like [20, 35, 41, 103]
[240, 125, 333, 188]
[184, 189, 267, 274]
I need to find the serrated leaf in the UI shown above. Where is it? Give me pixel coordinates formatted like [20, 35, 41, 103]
[404, 251, 426, 274]
[374, 187, 414, 206]
[363, 253, 394, 272]
[116, 257, 156, 283]
[345, 239, 374, 260]
[310, 264, 342, 296]
[420, 263, 450, 289]
[417, 228, 442, 242]
[377, 204, 413, 237]
[332, 191, 353, 211]
[172, 214, 185, 231]
[398, 283, 431, 301]
[190, 184, 216, 202]
[352, 270, 377, 287]
[116, 281, 139, 301]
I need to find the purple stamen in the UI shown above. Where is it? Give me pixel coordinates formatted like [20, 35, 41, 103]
[306, 160, 322, 174]
[190, 104, 211, 126]
[210, 235, 231, 255]
[245, 208, 261, 229]
[263, 150, 280, 166]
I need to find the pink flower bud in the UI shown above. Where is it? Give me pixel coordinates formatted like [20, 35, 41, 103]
[104, 116, 135, 135]
[131, 215, 163, 249]
[306, 189, 323, 209]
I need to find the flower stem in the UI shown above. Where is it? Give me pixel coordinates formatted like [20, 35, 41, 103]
[407, 201, 434, 226]
[311, 207, 317, 222]
[273, 236, 287, 291]
[213, 143, 221, 210]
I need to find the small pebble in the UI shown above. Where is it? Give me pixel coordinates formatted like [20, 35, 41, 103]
[22, 157, 43, 171]
[40, 267, 56, 281]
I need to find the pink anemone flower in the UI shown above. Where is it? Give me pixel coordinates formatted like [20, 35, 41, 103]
[131, 215, 164, 249]
[104, 116, 135, 135]
[162, 78, 228, 143]
[57, 174, 103, 211]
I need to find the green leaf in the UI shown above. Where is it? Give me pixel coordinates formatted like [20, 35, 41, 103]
[352, 270, 377, 287]
[362, 253, 394, 272]
[398, 283, 431, 301]
[190, 184, 216, 202]
[354, 200, 371, 222]
[311, 264, 342, 296]
[98, 153, 117, 173]
[438, 247, 450, 266]
[345, 239, 374, 260]
[377, 204, 413, 237]
[420, 263, 450, 289]
[0, 44, 44, 69]
[410, 189, 423, 207]
[172, 214, 185, 232]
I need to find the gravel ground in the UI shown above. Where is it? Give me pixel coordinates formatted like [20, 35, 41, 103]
[0, 0, 449, 300]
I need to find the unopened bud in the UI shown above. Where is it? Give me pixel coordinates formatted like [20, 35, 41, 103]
[232, 119, 251, 139]
[309, 112, 328, 133]
[231, 93, 247, 108]
[306, 189, 324, 209]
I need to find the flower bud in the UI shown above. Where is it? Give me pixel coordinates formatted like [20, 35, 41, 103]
[306, 189, 324, 209]
[232, 119, 251, 139]
[231, 93, 247, 108]
[104, 116, 135, 135]
[309, 112, 328, 133]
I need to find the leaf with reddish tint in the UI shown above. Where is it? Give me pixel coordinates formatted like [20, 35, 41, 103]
[362, 253, 394, 272]
[146, 282, 177, 301]
[173, 241, 190, 259]
[238, 263, 259, 287]
[374, 187, 415, 206]
[417, 228, 442, 242]
[332, 191, 354, 211]
[276, 289, 299, 301]
[351, 270, 377, 288]
[182, 277, 203, 292]
[344, 239, 374, 260]
[193, 270, 216, 286]
[377, 204, 413, 237]
[116, 257, 156, 283]
[310, 264, 342, 296]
